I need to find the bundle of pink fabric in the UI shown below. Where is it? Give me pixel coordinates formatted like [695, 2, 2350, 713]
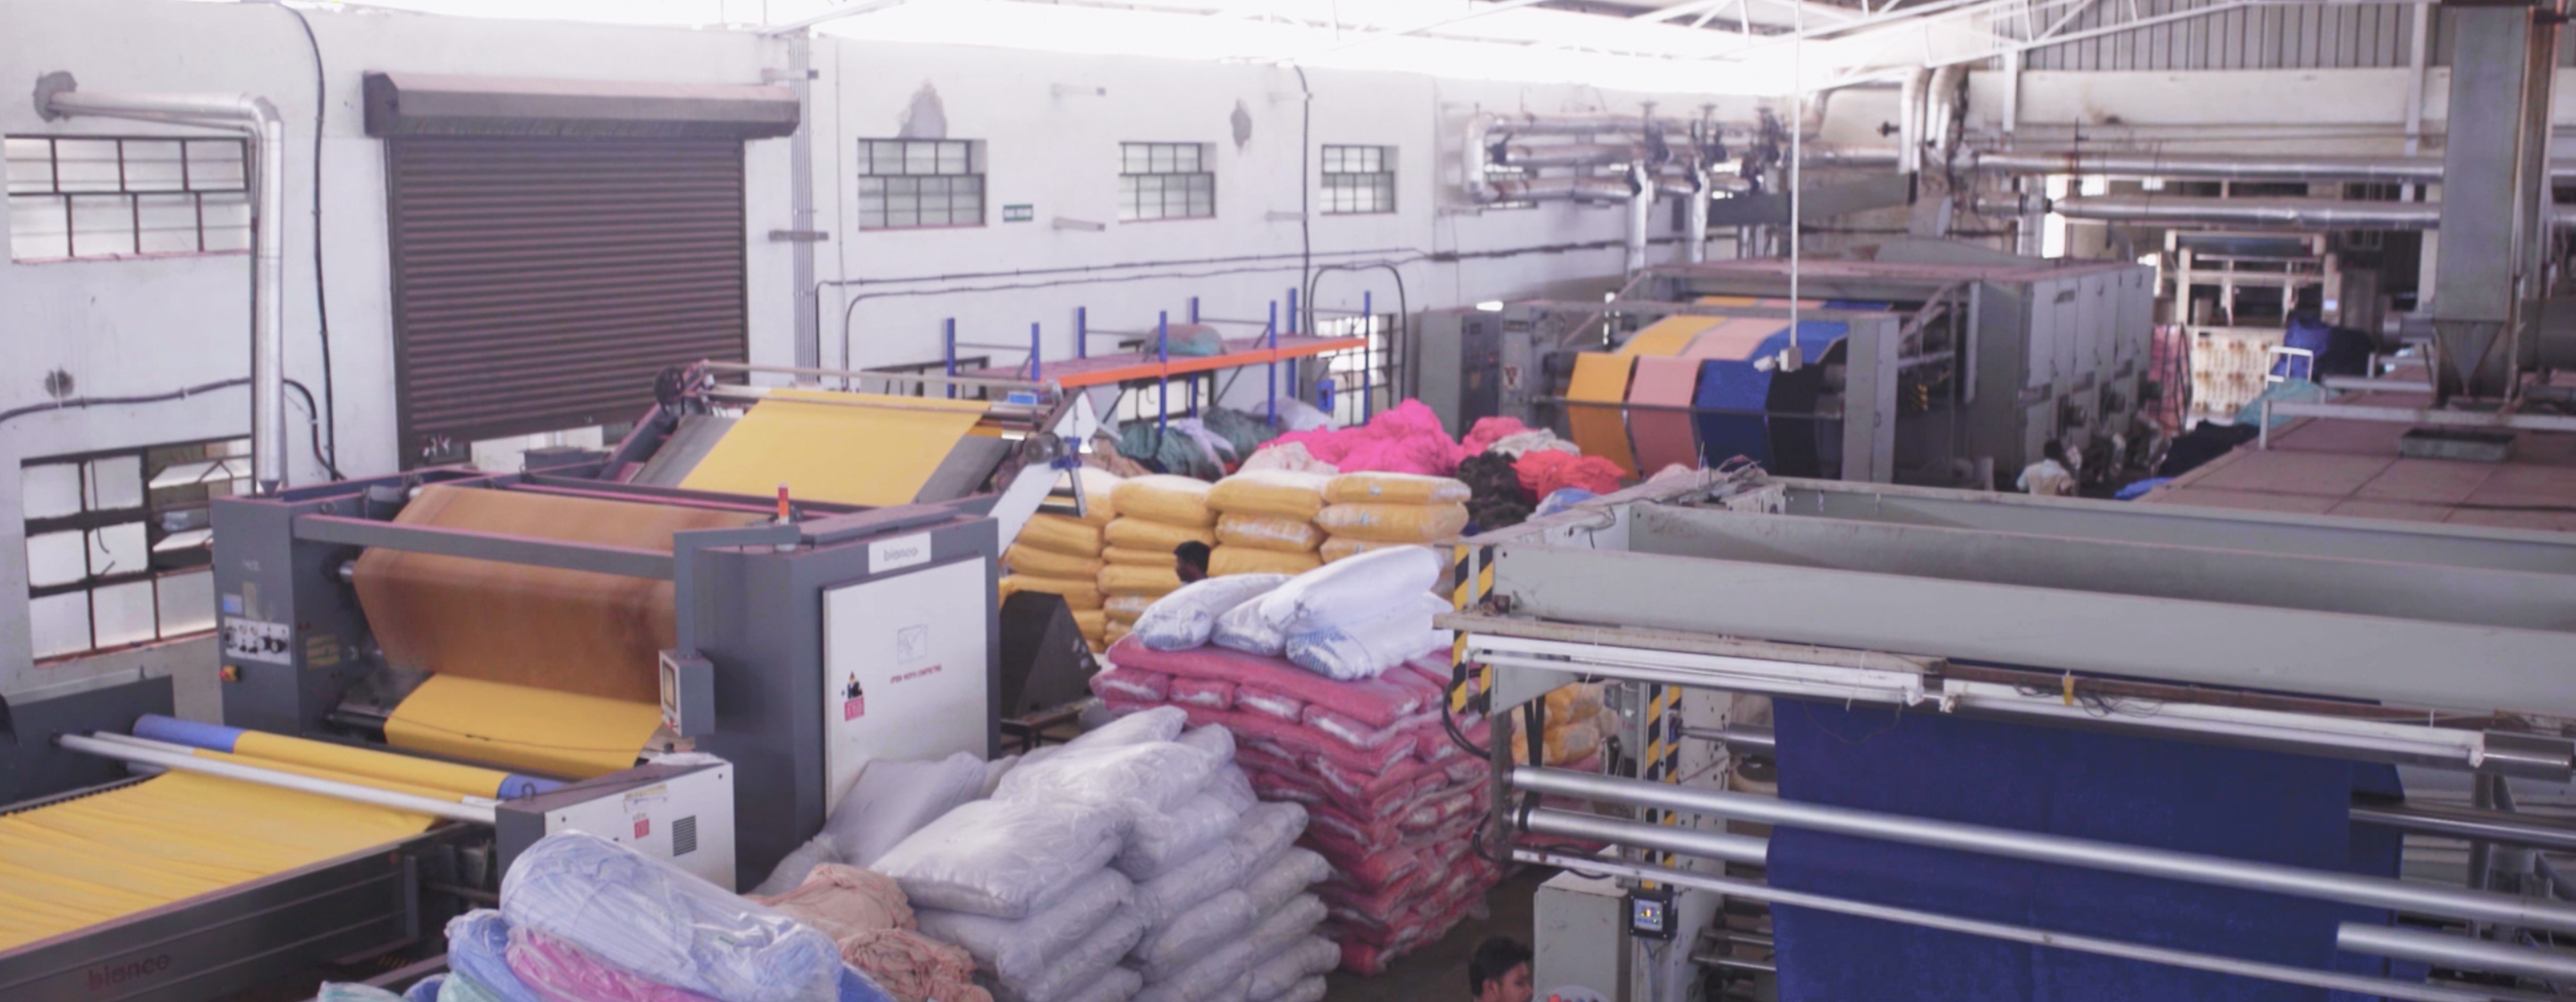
[753, 864, 989, 1002]
[1090, 639, 1499, 974]
[1262, 400, 1466, 476]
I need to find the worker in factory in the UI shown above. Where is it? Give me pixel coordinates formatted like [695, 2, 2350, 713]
[1469, 935, 1535, 1002]
[2017, 439, 2078, 497]
[1174, 540, 1212, 584]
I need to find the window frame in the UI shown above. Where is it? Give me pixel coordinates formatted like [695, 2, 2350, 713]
[855, 138, 987, 231]
[1118, 141, 1216, 223]
[5, 134, 251, 263]
[21, 437, 249, 661]
[1318, 144, 1397, 216]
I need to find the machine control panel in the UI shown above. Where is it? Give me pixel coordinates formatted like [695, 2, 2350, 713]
[1626, 887, 1676, 941]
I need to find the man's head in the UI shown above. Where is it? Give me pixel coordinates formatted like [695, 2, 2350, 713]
[2043, 438, 2067, 463]
[1174, 541, 1212, 583]
[1469, 936, 1534, 1002]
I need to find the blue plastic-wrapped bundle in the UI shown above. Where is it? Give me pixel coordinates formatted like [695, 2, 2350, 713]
[499, 832, 843, 1002]
[445, 912, 549, 1002]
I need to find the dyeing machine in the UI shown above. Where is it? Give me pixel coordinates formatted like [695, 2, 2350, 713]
[1411, 242, 2152, 488]
[1454, 471, 2576, 1001]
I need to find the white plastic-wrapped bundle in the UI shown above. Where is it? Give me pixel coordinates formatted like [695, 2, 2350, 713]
[913, 870, 1132, 989]
[826, 752, 991, 867]
[1283, 593, 1453, 682]
[1239, 848, 1330, 918]
[1072, 705, 1188, 747]
[1263, 976, 1327, 1002]
[1239, 895, 1327, 964]
[1254, 544, 1442, 635]
[994, 738, 1222, 826]
[1117, 768, 1253, 879]
[1132, 938, 1257, 1002]
[1178, 724, 1236, 765]
[993, 910, 1148, 1002]
[1132, 574, 1291, 651]
[1131, 888, 1255, 981]
[498, 832, 842, 1002]
[1209, 599, 1286, 657]
[1055, 968, 1144, 1002]
[1132, 802, 1306, 927]
[1247, 938, 1340, 1000]
[871, 797, 1123, 918]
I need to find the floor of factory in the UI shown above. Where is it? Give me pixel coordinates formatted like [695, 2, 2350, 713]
[1327, 867, 1550, 1001]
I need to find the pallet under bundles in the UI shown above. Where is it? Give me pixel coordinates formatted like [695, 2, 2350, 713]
[1090, 644, 1499, 975]
[873, 709, 1335, 1002]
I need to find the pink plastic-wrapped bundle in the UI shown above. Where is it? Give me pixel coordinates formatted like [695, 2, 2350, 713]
[505, 927, 723, 1002]
[1104, 639, 1424, 728]
[1259, 401, 1465, 477]
[1088, 666, 1169, 703]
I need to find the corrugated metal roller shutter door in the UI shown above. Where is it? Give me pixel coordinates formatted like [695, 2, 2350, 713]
[387, 135, 747, 461]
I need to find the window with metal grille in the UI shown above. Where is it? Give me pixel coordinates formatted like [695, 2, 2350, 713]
[857, 139, 985, 230]
[21, 438, 248, 660]
[4, 135, 250, 262]
[1320, 145, 1395, 215]
[1316, 312, 1400, 427]
[1120, 142, 1214, 222]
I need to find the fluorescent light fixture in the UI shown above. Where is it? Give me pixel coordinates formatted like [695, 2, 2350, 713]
[1476, 301, 1505, 311]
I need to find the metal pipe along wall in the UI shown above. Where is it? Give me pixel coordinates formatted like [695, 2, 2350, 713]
[46, 84, 289, 490]
[1512, 767, 2576, 934]
[2335, 922, 2576, 983]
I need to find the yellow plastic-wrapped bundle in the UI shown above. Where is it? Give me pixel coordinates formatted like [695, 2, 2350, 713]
[1314, 503, 1470, 543]
[1000, 573, 1104, 610]
[1098, 564, 1185, 597]
[1209, 546, 1324, 577]
[1318, 537, 1406, 564]
[1513, 682, 1611, 766]
[1103, 518, 1216, 552]
[1056, 467, 1123, 526]
[1324, 472, 1471, 506]
[1004, 544, 1103, 580]
[1018, 514, 1106, 557]
[1072, 610, 1109, 650]
[1104, 594, 1155, 624]
[1103, 546, 1176, 566]
[1207, 471, 1333, 521]
[1215, 513, 1326, 553]
[1109, 475, 1217, 528]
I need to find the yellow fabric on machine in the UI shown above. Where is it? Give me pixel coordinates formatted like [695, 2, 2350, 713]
[0, 771, 431, 950]
[680, 388, 990, 507]
[1565, 352, 1641, 474]
[386, 675, 662, 778]
[228, 729, 519, 799]
[1615, 315, 1720, 357]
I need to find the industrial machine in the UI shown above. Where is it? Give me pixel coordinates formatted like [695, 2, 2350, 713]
[0, 671, 734, 1002]
[1452, 470, 2576, 1001]
[1411, 242, 2153, 488]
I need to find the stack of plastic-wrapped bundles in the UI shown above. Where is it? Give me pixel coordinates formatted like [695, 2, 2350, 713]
[1004, 469, 1121, 650]
[1089, 548, 1503, 974]
[871, 707, 1337, 1002]
[1203, 471, 1332, 577]
[1097, 475, 1218, 646]
[1312, 473, 1470, 564]
[422, 831, 911, 1002]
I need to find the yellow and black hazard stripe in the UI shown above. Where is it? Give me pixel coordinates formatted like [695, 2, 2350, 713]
[1642, 683, 1683, 870]
[1449, 543, 1496, 714]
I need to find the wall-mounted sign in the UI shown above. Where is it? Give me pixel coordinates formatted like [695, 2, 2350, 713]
[1003, 204, 1035, 223]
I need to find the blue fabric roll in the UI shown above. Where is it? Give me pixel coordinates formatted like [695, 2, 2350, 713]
[1693, 321, 1846, 471]
[1769, 701, 2418, 1002]
[495, 775, 563, 799]
[131, 714, 242, 752]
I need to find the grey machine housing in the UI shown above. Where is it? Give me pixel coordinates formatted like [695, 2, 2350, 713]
[208, 461, 1003, 885]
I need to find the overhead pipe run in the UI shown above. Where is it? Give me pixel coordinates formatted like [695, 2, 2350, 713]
[1970, 149, 2576, 184]
[1983, 192, 2576, 232]
[38, 73, 288, 491]
[1686, 166, 1713, 265]
[1897, 67, 1929, 174]
[1624, 161, 1655, 276]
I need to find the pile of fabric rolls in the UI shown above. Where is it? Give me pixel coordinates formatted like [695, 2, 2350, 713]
[1205, 471, 1332, 577]
[1089, 553, 1502, 975]
[1004, 472, 1120, 651]
[1097, 475, 1218, 645]
[871, 709, 1335, 1002]
[1312, 473, 1470, 564]
[419, 831, 907, 1002]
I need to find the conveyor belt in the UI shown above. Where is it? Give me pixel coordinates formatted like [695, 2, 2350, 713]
[0, 771, 433, 950]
